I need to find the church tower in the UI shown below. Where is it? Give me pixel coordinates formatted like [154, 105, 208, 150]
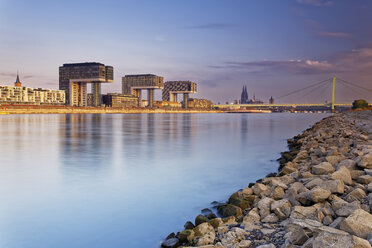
[14, 72, 22, 87]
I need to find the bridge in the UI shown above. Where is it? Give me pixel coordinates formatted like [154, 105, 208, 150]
[213, 76, 372, 111]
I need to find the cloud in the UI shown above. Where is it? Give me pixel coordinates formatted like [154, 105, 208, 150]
[210, 59, 333, 74]
[316, 31, 352, 38]
[186, 23, 234, 30]
[297, 0, 333, 6]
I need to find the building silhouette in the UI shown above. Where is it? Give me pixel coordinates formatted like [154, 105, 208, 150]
[240, 85, 248, 104]
[14, 73, 22, 87]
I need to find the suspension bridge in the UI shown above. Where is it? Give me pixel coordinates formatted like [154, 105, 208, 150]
[214, 76, 372, 111]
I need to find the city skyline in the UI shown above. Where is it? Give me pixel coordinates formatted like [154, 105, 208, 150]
[1, 0, 372, 103]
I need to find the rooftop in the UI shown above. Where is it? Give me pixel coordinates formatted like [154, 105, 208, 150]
[61, 62, 106, 67]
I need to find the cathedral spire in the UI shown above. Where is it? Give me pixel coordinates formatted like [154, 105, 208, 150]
[14, 72, 22, 87]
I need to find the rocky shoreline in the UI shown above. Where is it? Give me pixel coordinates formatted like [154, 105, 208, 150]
[161, 110, 372, 248]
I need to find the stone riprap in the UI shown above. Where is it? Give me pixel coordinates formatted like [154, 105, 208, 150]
[161, 110, 372, 248]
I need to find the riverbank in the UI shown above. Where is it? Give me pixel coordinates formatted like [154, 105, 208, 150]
[162, 110, 372, 248]
[0, 105, 221, 114]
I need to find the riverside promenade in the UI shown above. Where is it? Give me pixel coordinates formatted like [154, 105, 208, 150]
[0, 105, 221, 114]
[162, 110, 372, 248]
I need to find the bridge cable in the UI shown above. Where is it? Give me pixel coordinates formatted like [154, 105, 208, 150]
[337, 80, 371, 99]
[337, 78, 372, 92]
[300, 81, 331, 99]
[276, 78, 332, 100]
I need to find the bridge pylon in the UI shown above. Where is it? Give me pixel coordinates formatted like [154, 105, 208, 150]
[332, 76, 336, 112]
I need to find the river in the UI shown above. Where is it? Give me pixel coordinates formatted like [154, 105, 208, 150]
[0, 113, 329, 248]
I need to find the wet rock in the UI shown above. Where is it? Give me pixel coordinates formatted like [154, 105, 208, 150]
[340, 209, 372, 239]
[161, 238, 180, 248]
[331, 166, 353, 185]
[312, 162, 335, 175]
[228, 191, 256, 210]
[178, 229, 194, 243]
[184, 221, 195, 230]
[306, 186, 331, 203]
[209, 218, 223, 229]
[195, 214, 209, 226]
[217, 204, 242, 218]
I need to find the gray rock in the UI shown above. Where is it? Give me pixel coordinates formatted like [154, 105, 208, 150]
[161, 238, 180, 248]
[305, 178, 324, 189]
[340, 209, 372, 239]
[312, 162, 335, 175]
[287, 225, 309, 245]
[351, 170, 366, 180]
[262, 213, 279, 223]
[271, 199, 291, 220]
[306, 186, 332, 203]
[367, 232, 372, 246]
[256, 244, 275, 248]
[330, 217, 345, 228]
[337, 159, 357, 171]
[321, 179, 344, 194]
[365, 169, 372, 176]
[335, 201, 361, 217]
[290, 206, 317, 220]
[257, 197, 274, 219]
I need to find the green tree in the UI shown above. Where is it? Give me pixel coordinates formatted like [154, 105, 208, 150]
[352, 99, 369, 110]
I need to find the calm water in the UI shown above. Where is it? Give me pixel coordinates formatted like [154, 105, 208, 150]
[0, 113, 329, 248]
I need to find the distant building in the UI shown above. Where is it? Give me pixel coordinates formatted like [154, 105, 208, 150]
[162, 81, 197, 108]
[154, 101, 182, 108]
[0, 75, 65, 105]
[239, 85, 264, 104]
[188, 98, 213, 109]
[102, 93, 138, 108]
[241, 85, 248, 104]
[122, 74, 164, 108]
[269, 96, 274, 104]
[14, 73, 22, 87]
[59, 62, 113, 107]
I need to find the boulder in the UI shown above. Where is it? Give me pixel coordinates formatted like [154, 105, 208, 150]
[193, 222, 214, 237]
[358, 154, 372, 169]
[161, 238, 180, 248]
[340, 209, 372, 239]
[290, 206, 317, 220]
[257, 197, 274, 219]
[195, 214, 209, 226]
[253, 183, 271, 197]
[306, 186, 331, 203]
[312, 162, 335, 175]
[330, 217, 345, 228]
[313, 226, 371, 248]
[184, 221, 195, 230]
[337, 159, 357, 171]
[321, 179, 344, 194]
[178, 229, 194, 243]
[238, 240, 252, 248]
[305, 178, 324, 189]
[217, 204, 242, 218]
[271, 199, 291, 220]
[228, 191, 256, 210]
[209, 218, 223, 229]
[351, 170, 366, 180]
[326, 155, 342, 166]
[262, 213, 279, 223]
[287, 224, 310, 245]
[345, 188, 367, 202]
[358, 175, 372, 185]
[196, 231, 215, 246]
[271, 186, 285, 200]
[335, 201, 361, 217]
[243, 208, 260, 224]
[331, 166, 353, 185]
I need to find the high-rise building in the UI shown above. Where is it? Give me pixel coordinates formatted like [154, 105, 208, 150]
[162, 81, 197, 108]
[122, 74, 164, 108]
[241, 85, 248, 104]
[59, 62, 113, 107]
[269, 96, 274, 104]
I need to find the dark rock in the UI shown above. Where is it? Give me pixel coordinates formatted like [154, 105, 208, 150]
[217, 204, 243, 218]
[166, 233, 176, 239]
[161, 238, 180, 248]
[195, 214, 209, 226]
[184, 221, 195, 230]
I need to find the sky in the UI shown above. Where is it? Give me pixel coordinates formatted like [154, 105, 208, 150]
[0, 0, 372, 103]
